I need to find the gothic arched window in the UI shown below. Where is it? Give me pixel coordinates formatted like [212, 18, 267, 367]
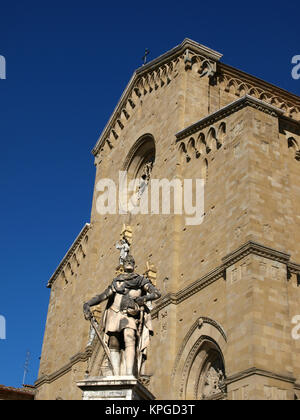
[122, 134, 156, 203]
[123, 134, 156, 180]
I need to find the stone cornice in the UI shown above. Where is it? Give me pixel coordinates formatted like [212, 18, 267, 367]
[220, 62, 300, 109]
[47, 223, 91, 288]
[294, 382, 300, 391]
[279, 114, 300, 131]
[35, 347, 93, 388]
[225, 367, 296, 386]
[175, 95, 285, 141]
[152, 241, 297, 318]
[152, 265, 225, 318]
[222, 241, 291, 267]
[287, 261, 300, 275]
[137, 38, 223, 76]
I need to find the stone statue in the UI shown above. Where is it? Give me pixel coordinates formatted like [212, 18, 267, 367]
[83, 254, 161, 377]
[202, 366, 224, 398]
[115, 238, 130, 266]
[137, 160, 153, 199]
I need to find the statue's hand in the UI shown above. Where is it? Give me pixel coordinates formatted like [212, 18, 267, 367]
[135, 296, 146, 307]
[83, 303, 92, 321]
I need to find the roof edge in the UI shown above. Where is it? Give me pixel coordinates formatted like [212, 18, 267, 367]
[136, 38, 223, 75]
[47, 223, 91, 288]
[91, 39, 223, 156]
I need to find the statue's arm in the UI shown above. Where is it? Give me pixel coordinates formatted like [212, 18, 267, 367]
[83, 285, 114, 320]
[136, 280, 161, 306]
[144, 282, 161, 301]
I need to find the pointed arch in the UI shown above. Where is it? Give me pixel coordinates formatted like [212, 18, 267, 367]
[288, 137, 298, 150]
[237, 82, 249, 96]
[217, 122, 226, 147]
[72, 254, 79, 269]
[206, 127, 217, 152]
[61, 270, 68, 286]
[287, 137, 300, 161]
[197, 132, 211, 154]
[66, 262, 73, 277]
[187, 137, 196, 159]
[289, 107, 299, 119]
[172, 317, 227, 400]
[225, 78, 239, 95]
[259, 92, 270, 102]
[248, 87, 260, 98]
[270, 96, 283, 107]
[195, 132, 206, 156]
[122, 134, 156, 179]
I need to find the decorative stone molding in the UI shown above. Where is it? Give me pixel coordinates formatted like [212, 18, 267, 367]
[287, 137, 300, 161]
[171, 320, 227, 400]
[174, 95, 298, 168]
[225, 367, 296, 386]
[35, 347, 93, 388]
[222, 241, 291, 268]
[184, 48, 218, 80]
[151, 265, 225, 319]
[176, 95, 284, 142]
[47, 223, 91, 288]
[280, 116, 300, 133]
[219, 63, 300, 121]
[197, 317, 227, 342]
[92, 39, 222, 157]
[177, 122, 225, 165]
[287, 261, 300, 275]
[152, 241, 299, 318]
[174, 319, 227, 369]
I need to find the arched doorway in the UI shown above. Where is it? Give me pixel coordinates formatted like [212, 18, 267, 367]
[172, 317, 227, 400]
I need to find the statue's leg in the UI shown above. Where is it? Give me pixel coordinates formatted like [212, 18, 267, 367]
[108, 333, 121, 376]
[124, 328, 136, 376]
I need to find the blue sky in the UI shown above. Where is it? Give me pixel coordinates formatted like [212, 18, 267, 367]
[0, 0, 299, 388]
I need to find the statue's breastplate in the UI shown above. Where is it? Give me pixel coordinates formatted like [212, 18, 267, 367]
[127, 289, 142, 299]
[111, 281, 142, 313]
[120, 289, 141, 315]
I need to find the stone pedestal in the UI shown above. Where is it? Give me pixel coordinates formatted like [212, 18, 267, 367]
[77, 376, 155, 400]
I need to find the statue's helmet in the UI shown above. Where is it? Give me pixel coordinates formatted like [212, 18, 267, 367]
[124, 254, 135, 266]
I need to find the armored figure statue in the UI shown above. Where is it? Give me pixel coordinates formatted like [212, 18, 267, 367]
[83, 254, 161, 377]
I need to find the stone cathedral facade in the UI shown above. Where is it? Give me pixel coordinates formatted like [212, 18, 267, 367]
[35, 39, 300, 400]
